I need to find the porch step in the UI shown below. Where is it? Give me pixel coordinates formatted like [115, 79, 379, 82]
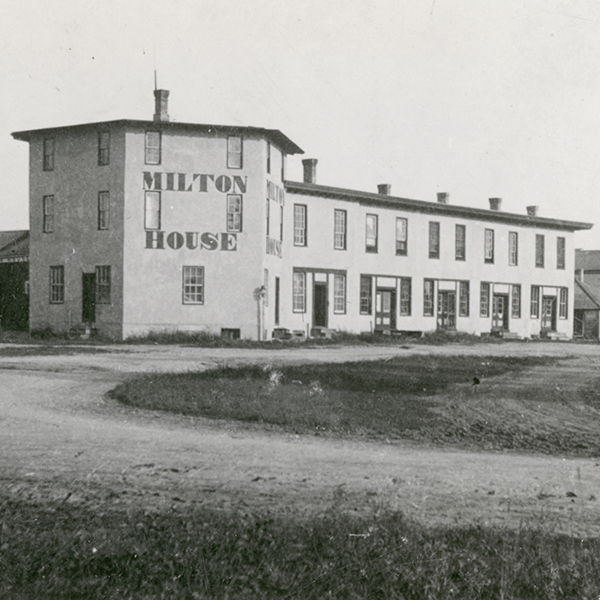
[310, 327, 335, 339]
[544, 331, 569, 341]
[67, 323, 96, 340]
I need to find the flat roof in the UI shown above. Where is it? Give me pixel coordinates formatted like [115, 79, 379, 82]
[285, 181, 593, 232]
[12, 119, 304, 155]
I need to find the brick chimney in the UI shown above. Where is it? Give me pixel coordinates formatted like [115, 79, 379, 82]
[153, 89, 170, 123]
[302, 159, 317, 184]
[377, 184, 391, 195]
[526, 205, 539, 216]
[437, 192, 449, 204]
[489, 197, 502, 211]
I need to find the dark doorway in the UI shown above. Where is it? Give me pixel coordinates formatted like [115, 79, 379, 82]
[375, 289, 396, 332]
[492, 294, 509, 331]
[313, 281, 328, 328]
[541, 296, 557, 332]
[82, 273, 96, 323]
[437, 290, 456, 330]
[274, 277, 280, 326]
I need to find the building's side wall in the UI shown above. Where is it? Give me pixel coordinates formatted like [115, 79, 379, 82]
[122, 128, 268, 339]
[28, 128, 125, 338]
[281, 193, 576, 338]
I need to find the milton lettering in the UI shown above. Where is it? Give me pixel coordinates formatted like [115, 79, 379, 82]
[143, 172, 247, 194]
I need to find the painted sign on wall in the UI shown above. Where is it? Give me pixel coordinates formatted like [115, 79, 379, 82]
[143, 172, 247, 194]
[146, 231, 238, 251]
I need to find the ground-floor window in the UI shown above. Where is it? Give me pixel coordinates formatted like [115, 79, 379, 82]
[559, 287, 568, 318]
[459, 281, 469, 317]
[49, 266, 64, 303]
[293, 271, 306, 312]
[360, 275, 372, 314]
[95, 266, 111, 304]
[511, 284, 521, 318]
[423, 279, 435, 316]
[182, 266, 204, 304]
[399, 277, 411, 316]
[480, 283, 490, 317]
[333, 274, 346, 313]
[530, 285, 540, 318]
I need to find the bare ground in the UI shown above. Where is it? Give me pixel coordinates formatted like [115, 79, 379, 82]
[3, 341, 600, 536]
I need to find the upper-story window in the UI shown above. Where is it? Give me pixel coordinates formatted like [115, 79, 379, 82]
[294, 204, 307, 246]
[535, 234, 545, 268]
[455, 224, 466, 261]
[366, 214, 378, 253]
[428, 222, 440, 259]
[98, 131, 110, 166]
[334, 209, 347, 250]
[557, 237, 566, 270]
[266, 142, 271, 174]
[145, 131, 161, 165]
[43, 195, 54, 233]
[396, 218, 408, 256]
[484, 229, 494, 263]
[227, 194, 242, 232]
[144, 191, 161, 230]
[227, 135, 243, 169]
[43, 138, 55, 171]
[98, 191, 109, 230]
[509, 232, 518, 266]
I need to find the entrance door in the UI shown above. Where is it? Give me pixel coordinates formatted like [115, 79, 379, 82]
[375, 289, 396, 332]
[541, 296, 557, 332]
[313, 282, 328, 328]
[274, 277, 280, 326]
[437, 291, 456, 330]
[82, 273, 96, 323]
[492, 294, 509, 331]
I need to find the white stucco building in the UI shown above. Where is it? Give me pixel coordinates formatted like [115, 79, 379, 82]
[12, 90, 592, 340]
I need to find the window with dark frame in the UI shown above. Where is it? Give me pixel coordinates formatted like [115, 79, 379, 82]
[484, 229, 494, 263]
[480, 282, 490, 317]
[49, 266, 64, 303]
[557, 237, 566, 270]
[334, 209, 347, 250]
[366, 214, 378, 253]
[43, 195, 54, 233]
[227, 135, 243, 169]
[535, 234, 545, 268]
[360, 275, 372, 314]
[144, 191, 161, 230]
[281, 154, 286, 181]
[423, 279, 435, 316]
[293, 204, 307, 246]
[266, 142, 271, 174]
[280, 205, 284, 242]
[428, 222, 440, 259]
[98, 191, 109, 230]
[182, 266, 204, 304]
[530, 285, 540, 318]
[509, 232, 518, 266]
[559, 287, 568, 318]
[265, 199, 270, 237]
[145, 131, 161, 165]
[226, 194, 242, 232]
[293, 271, 306, 312]
[95, 266, 111, 304]
[455, 225, 466, 261]
[396, 217, 408, 256]
[263, 269, 269, 307]
[98, 131, 110, 166]
[333, 274, 346, 313]
[511, 284, 521, 318]
[459, 281, 469, 317]
[43, 138, 55, 171]
[400, 277, 411, 316]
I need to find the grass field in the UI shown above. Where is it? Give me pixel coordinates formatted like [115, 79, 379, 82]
[109, 354, 600, 457]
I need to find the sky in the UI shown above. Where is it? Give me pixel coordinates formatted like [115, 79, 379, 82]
[1, 0, 600, 247]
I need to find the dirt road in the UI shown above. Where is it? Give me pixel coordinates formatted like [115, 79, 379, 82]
[3, 342, 600, 535]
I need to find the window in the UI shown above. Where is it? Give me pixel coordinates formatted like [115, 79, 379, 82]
[266, 142, 271, 174]
[225, 194, 242, 232]
[280, 206, 284, 242]
[360, 275, 372, 314]
[428, 222, 440, 259]
[281, 154, 286, 181]
[557, 237, 566, 270]
[96, 266, 111, 304]
[535, 235, 545, 268]
[294, 204, 307, 246]
[366, 214, 378, 253]
[484, 229, 494, 263]
[227, 135, 243, 169]
[265, 199, 270, 236]
[530, 285, 540, 318]
[334, 210, 347, 250]
[423, 279, 435, 316]
[459, 281, 469, 317]
[509, 232, 518, 266]
[43, 138, 55, 171]
[511, 285, 521, 318]
[98, 191, 109, 230]
[49, 266, 64, 303]
[455, 225, 466, 261]
[145, 131, 161, 165]
[144, 191, 161, 229]
[43, 195, 54, 233]
[263, 269, 269, 307]
[400, 277, 411, 316]
[182, 266, 204, 304]
[559, 287, 568, 318]
[480, 283, 490, 317]
[396, 218, 408, 256]
[334, 274, 346, 313]
[293, 271, 306, 312]
[98, 131, 110, 166]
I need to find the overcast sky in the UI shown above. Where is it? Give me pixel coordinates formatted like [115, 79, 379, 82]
[2, 0, 600, 247]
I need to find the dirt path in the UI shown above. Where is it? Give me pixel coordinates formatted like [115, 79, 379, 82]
[3, 342, 600, 535]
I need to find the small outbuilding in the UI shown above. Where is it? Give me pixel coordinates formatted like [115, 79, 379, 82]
[574, 250, 600, 339]
[0, 230, 29, 331]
